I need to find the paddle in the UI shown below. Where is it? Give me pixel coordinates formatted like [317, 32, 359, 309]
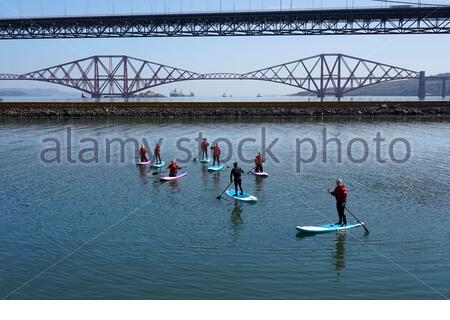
[345, 206, 370, 233]
[152, 170, 167, 175]
[192, 150, 203, 162]
[216, 180, 234, 200]
[247, 167, 256, 174]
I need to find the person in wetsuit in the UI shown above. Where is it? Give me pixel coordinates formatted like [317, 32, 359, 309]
[167, 160, 182, 177]
[139, 144, 148, 162]
[201, 138, 209, 160]
[212, 143, 221, 166]
[328, 178, 349, 226]
[254, 152, 265, 172]
[230, 162, 244, 196]
[154, 143, 162, 164]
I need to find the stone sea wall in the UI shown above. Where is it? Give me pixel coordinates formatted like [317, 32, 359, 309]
[1, 101, 450, 118]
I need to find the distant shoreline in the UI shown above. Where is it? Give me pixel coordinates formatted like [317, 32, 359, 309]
[1, 101, 450, 118]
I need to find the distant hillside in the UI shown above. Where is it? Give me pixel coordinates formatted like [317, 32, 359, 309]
[291, 73, 450, 96]
[0, 88, 77, 97]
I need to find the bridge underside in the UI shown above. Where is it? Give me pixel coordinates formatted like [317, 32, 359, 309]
[1, 7, 450, 40]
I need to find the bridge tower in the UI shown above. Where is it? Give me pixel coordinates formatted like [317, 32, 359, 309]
[442, 78, 446, 98]
[418, 71, 426, 100]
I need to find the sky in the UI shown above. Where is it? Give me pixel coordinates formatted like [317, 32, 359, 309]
[1, 0, 450, 97]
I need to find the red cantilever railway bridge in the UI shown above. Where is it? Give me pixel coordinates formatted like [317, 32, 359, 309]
[0, 53, 447, 98]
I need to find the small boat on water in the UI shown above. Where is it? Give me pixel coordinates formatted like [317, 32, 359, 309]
[222, 93, 227, 98]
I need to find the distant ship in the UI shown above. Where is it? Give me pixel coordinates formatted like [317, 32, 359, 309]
[81, 93, 87, 98]
[257, 93, 262, 98]
[170, 89, 194, 97]
[134, 90, 166, 98]
[222, 93, 227, 98]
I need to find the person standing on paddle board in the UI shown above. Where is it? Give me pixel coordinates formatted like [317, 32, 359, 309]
[154, 143, 162, 164]
[212, 143, 221, 166]
[230, 162, 245, 196]
[167, 160, 182, 177]
[254, 152, 265, 172]
[328, 179, 348, 226]
[139, 144, 149, 162]
[201, 138, 209, 160]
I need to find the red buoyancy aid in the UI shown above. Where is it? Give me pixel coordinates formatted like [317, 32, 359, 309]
[333, 185, 348, 203]
[168, 163, 181, 175]
[214, 146, 221, 156]
[201, 141, 209, 150]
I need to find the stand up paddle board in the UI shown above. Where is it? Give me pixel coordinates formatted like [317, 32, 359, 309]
[208, 164, 223, 172]
[152, 161, 165, 168]
[250, 170, 269, 177]
[226, 190, 258, 202]
[160, 172, 187, 182]
[200, 157, 211, 163]
[137, 160, 151, 166]
[296, 222, 365, 234]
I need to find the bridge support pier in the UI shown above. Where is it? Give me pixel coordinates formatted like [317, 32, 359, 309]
[418, 71, 426, 100]
[442, 78, 446, 98]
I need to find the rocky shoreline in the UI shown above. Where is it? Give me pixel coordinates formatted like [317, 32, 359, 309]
[1, 101, 450, 118]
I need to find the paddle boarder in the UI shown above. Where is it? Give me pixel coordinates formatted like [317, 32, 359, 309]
[328, 179, 348, 226]
[212, 143, 221, 166]
[139, 144, 149, 162]
[201, 138, 209, 160]
[167, 160, 182, 177]
[254, 152, 265, 172]
[230, 162, 244, 196]
[154, 143, 162, 164]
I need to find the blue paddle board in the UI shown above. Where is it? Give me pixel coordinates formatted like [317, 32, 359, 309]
[226, 190, 257, 202]
[296, 222, 365, 234]
[152, 161, 165, 168]
[208, 164, 223, 172]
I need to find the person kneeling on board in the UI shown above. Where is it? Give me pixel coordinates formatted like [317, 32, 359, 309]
[201, 138, 209, 159]
[254, 152, 265, 172]
[140, 144, 149, 162]
[230, 162, 245, 196]
[212, 143, 221, 166]
[167, 160, 182, 177]
[328, 179, 348, 226]
[154, 143, 162, 164]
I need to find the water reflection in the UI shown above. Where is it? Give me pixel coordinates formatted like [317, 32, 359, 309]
[212, 172, 221, 185]
[334, 232, 346, 272]
[167, 180, 181, 192]
[137, 164, 150, 185]
[230, 201, 244, 234]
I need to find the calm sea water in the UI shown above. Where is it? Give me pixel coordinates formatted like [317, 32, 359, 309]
[0, 118, 449, 299]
